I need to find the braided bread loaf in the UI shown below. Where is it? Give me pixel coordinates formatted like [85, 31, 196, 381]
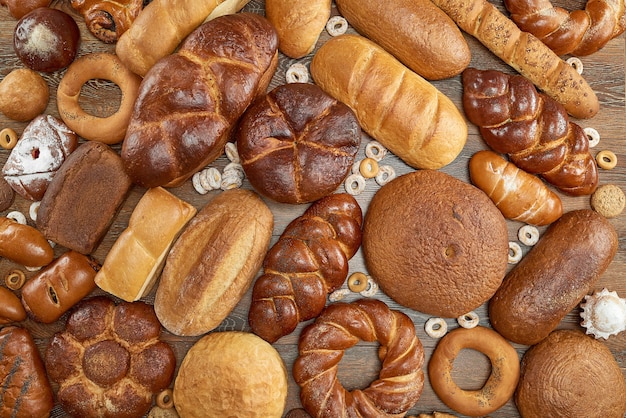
[248, 193, 362, 343]
[293, 299, 425, 417]
[462, 68, 598, 196]
[505, 0, 626, 56]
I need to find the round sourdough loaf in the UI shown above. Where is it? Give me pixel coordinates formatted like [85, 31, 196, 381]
[362, 170, 509, 317]
[174, 331, 288, 418]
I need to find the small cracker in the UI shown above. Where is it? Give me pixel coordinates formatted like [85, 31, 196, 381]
[591, 184, 625, 218]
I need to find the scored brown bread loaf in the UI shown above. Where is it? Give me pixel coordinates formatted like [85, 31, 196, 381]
[310, 34, 467, 170]
[115, 0, 251, 76]
[504, 0, 626, 56]
[248, 193, 363, 343]
[121, 13, 278, 188]
[335, 0, 471, 80]
[430, 0, 599, 119]
[489, 209, 618, 345]
[463, 68, 598, 196]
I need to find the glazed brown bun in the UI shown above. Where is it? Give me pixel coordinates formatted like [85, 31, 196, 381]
[362, 170, 509, 317]
[174, 331, 288, 418]
[237, 83, 361, 204]
[154, 189, 273, 336]
[489, 209, 618, 345]
[13, 8, 80, 73]
[336, 0, 471, 80]
[515, 329, 626, 417]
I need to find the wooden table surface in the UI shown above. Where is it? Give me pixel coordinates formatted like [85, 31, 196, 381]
[1, 0, 624, 417]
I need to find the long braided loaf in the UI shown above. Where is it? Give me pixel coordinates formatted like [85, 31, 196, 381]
[248, 193, 363, 343]
[293, 299, 425, 417]
[462, 68, 598, 196]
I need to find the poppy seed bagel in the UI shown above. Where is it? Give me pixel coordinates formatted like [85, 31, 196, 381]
[362, 170, 508, 317]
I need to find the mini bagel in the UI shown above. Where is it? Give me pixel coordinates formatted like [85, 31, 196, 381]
[57, 52, 141, 144]
[428, 326, 520, 417]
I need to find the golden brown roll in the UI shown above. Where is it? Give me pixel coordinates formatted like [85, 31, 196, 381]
[0, 217, 54, 267]
[0, 287, 26, 324]
[311, 34, 467, 170]
[154, 189, 273, 336]
[174, 331, 288, 418]
[362, 170, 509, 318]
[515, 329, 626, 417]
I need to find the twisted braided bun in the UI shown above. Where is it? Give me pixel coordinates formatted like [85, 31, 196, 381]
[504, 0, 626, 56]
[462, 68, 598, 196]
[248, 193, 362, 343]
[293, 299, 425, 417]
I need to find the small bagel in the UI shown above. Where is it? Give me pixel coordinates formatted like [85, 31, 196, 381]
[596, 150, 617, 170]
[347, 271, 368, 293]
[428, 326, 520, 416]
[57, 52, 142, 144]
[0, 128, 18, 150]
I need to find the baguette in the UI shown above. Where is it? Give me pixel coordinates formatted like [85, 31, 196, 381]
[310, 34, 467, 170]
[335, 0, 471, 80]
[266, 0, 331, 58]
[115, 0, 251, 76]
[154, 189, 273, 336]
[489, 209, 618, 345]
[469, 150, 563, 226]
[95, 187, 197, 302]
[0, 217, 54, 267]
[430, 0, 599, 119]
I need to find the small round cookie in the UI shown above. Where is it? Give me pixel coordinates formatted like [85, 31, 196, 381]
[591, 184, 625, 218]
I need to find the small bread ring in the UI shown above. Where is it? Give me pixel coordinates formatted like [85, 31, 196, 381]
[56, 52, 142, 144]
[584, 127, 600, 148]
[375, 165, 396, 186]
[365, 140, 388, 161]
[457, 311, 479, 329]
[326, 16, 348, 37]
[29, 201, 41, 222]
[425, 317, 448, 338]
[344, 173, 366, 195]
[566, 57, 583, 74]
[518, 225, 540, 246]
[0, 128, 18, 150]
[156, 388, 174, 409]
[359, 157, 379, 179]
[347, 272, 368, 293]
[508, 241, 523, 264]
[5, 269, 26, 290]
[285, 63, 309, 84]
[428, 326, 520, 416]
[6, 210, 26, 225]
[328, 288, 350, 302]
[596, 150, 617, 170]
[359, 278, 379, 297]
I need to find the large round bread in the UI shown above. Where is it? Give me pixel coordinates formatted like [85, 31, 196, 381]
[515, 329, 626, 418]
[362, 170, 509, 317]
[174, 331, 288, 418]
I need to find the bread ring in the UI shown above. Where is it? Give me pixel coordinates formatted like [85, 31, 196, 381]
[0, 128, 18, 150]
[156, 388, 174, 409]
[359, 157, 379, 178]
[596, 150, 617, 170]
[57, 52, 142, 144]
[5, 269, 26, 290]
[294, 298, 425, 417]
[347, 271, 369, 293]
[428, 326, 520, 416]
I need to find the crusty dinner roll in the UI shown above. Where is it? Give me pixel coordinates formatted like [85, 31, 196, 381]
[362, 170, 509, 318]
[515, 329, 626, 418]
[95, 187, 197, 302]
[237, 83, 361, 204]
[174, 331, 288, 418]
[154, 189, 273, 336]
[266, 0, 330, 58]
[335, 0, 471, 80]
[311, 34, 467, 170]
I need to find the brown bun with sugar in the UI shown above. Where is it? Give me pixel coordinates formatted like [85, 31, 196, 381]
[362, 170, 509, 317]
[515, 329, 626, 417]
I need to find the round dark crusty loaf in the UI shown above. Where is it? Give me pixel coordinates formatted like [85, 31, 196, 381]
[362, 170, 509, 318]
[236, 82, 361, 204]
[45, 296, 176, 418]
[121, 12, 279, 188]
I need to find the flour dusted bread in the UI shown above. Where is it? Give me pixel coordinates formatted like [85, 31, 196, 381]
[154, 189, 273, 336]
[95, 187, 197, 302]
[121, 13, 278, 188]
[311, 34, 467, 170]
[174, 331, 288, 418]
[362, 170, 509, 317]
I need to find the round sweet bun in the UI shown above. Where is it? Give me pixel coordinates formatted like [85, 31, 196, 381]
[173, 331, 288, 418]
[515, 329, 626, 418]
[362, 170, 509, 317]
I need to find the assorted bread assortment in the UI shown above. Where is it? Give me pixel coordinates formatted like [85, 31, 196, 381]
[0, 0, 624, 417]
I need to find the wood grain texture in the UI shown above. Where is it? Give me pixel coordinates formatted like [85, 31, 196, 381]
[0, 1, 624, 417]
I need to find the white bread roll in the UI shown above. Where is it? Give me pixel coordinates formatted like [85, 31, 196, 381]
[154, 189, 273, 336]
[95, 187, 197, 302]
[310, 34, 467, 170]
